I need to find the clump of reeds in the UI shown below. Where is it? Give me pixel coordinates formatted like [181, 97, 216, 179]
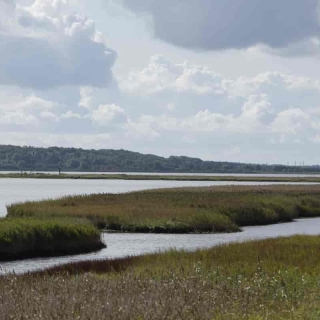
[7, 185, 320, 233]
[0, 217, 105, 260]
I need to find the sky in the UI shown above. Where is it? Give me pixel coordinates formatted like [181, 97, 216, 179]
[2, 0, 320, 165]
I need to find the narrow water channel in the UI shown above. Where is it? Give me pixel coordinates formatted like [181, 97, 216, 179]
[1, 217, 320, 275]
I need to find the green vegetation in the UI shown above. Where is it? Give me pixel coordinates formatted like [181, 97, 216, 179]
[8, 185, 320, 233]
[0, 218, 105, 261]
[2, 235, 320, 319]
[1, 144, 319, 173]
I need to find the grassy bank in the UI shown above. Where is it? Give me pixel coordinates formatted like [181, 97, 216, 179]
[0, 218, 105, 261]
[2, 172, 320, 183]
[8, 185, 320, 233]
[2, 235, 320, 319]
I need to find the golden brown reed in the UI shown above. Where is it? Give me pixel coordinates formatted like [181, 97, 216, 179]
[2, 235, 320, 319]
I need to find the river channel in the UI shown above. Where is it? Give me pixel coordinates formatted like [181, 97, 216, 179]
[1, 218, 320, 275]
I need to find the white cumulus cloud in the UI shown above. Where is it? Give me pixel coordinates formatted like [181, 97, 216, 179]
[91, 104, 127, 126]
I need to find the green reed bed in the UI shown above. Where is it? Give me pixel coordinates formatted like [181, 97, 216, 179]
[2, 235, 320, 319]
[7, 185, 320, 233]
[0, 218, 105, 260]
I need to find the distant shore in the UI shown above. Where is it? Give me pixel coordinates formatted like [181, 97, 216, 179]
[2, 172, 320, 183]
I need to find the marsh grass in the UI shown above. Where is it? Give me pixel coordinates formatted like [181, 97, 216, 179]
[0, 218, 105, 260]
[8, 185, 320, 233]
[2, 235, 320, 319]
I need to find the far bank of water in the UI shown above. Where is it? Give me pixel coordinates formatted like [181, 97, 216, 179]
[3, 171, 320, 177]
[1, 217, 320, 275]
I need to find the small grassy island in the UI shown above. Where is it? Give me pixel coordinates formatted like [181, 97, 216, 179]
[7, 185, 320, 233]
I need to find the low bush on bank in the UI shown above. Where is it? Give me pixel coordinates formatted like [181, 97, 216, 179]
[2, 235, 320, 319]
[7, 185, 320, 233]
[0, 218, 105, 260]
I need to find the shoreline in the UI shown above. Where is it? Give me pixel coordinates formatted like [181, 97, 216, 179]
[2, 172, 320, 183]
[0, 242, 106, 263]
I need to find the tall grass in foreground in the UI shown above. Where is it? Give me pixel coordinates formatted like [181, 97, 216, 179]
[8, 185, 320, 233]
[2, 235, 320, 319]
[0, 218, 105, 260]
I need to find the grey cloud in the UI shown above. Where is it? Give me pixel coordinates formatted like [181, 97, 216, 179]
[0, 33, 116, 89]
[122, 0, 320, 51]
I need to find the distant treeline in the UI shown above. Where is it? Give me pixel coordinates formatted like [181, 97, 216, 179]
[0, 144, 319, 174]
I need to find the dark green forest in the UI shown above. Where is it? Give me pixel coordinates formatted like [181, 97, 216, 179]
[0, 145, 319, 174]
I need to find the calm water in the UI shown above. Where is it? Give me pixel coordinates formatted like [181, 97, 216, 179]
[0, 178, 318, 217]
[1, 218, 320, 275]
